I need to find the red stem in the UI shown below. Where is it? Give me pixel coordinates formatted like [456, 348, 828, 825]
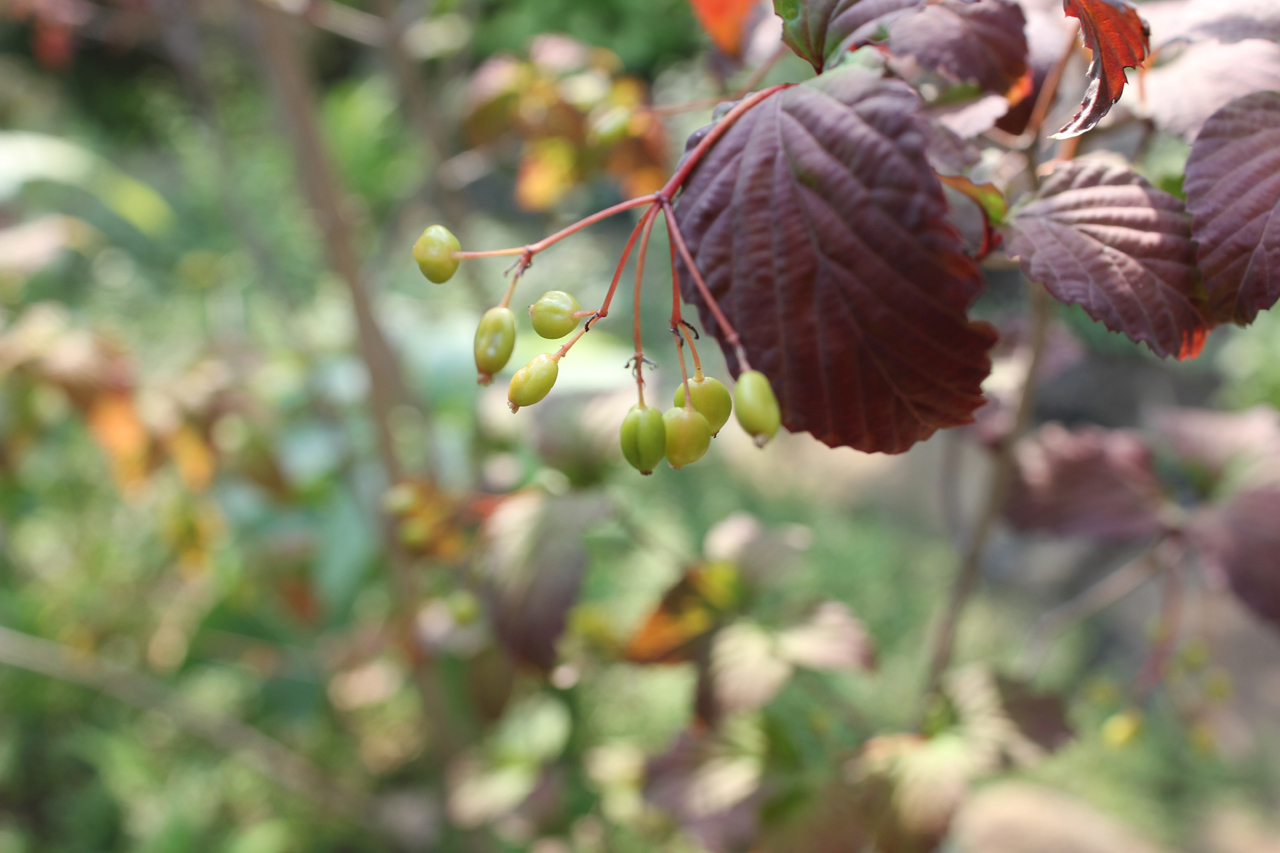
[659, 84, 790, 199]
[453, 193, 659, 260]
[631, 207, 659, 403]
[662, 200, 750, 370]
[589, 204, 659, 331]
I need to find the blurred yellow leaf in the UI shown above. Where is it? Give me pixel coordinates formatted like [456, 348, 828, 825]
[516, 137, 578, 211]
[87, 391, 150, 490]
[165, 424, 216, 492]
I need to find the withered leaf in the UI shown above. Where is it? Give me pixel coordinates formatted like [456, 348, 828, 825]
[1055, 0, 1150, 139]
[1184, 91, 1280, 325]
[1006, 160, 1209, 360]
[674, 67, 996, 454]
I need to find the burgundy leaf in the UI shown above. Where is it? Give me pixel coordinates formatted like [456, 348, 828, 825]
[1184, 91, 1280, 325]
[886, 0, 1030, 97]
[1192, 488, 1280, 629]
[479, 492, 610, 670]
[674, 68, 996, 454]
[1006, 160, 1210, 360]
[1005, 423, 1167, 541]
[995, 677, 1074, 754]
[1054, 0, 1151, 139]
[774, 0, 924, 72]
[1138, 39, 1280, 141]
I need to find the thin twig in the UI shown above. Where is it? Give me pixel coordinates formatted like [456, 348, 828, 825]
[921, 278, 1052, 708]
[1135, 549, 1185, 698]
[242, 0, 458, 757]
[646, 43, 790, 117]
[0, 624, 370, 819]
[1017, 540, 1168, 677]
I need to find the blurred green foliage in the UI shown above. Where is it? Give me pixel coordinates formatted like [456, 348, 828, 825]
[0, 1, 1277, 852]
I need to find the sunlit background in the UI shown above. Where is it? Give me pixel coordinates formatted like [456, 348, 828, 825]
[1, 1, 1279, 851]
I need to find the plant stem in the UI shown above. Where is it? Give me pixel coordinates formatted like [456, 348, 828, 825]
[590, 204, 660, 329]
[660, 84, 789, 197]
[1018, 539, 1167, 677]
[0, 624, 370, 819]
[244, 0, 458, 758]
[453, 194, 659, 260]
[920, 278, 1052, 708]
[662, 200, 751, 370]
[646, 44, 789, 117]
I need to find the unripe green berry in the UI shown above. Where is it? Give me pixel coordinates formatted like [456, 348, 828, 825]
[508, 354, 559, 412]
[620, 404, 666, 475]
[529, 290, 581, 339]
[734, 370, 780, 447]
[674, 374, 733, 436]
[474, 307, 517, 385]
[663, 406, 711, 469]
[413, 225, 461, 284]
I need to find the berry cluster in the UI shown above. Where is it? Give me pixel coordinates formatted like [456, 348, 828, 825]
[413, 221, 780, 474]
[410, 88, 789, 475]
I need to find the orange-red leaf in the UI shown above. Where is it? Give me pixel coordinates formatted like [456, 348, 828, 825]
[1054, 0, 1150, 139]
[623, 563, 743, 664]
[690, 0, 761, 58]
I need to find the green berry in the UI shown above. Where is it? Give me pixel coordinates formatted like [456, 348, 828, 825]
[620, 404, 666, 475]
[734, 370, 780, 447]
[508, 354, 558, 412]
[529, 290, 581, 339]
[474, 307, 517, 385]
[674, 374, 733, 436]
[413, 225, 461, 284]
[663, 406, 711, 469]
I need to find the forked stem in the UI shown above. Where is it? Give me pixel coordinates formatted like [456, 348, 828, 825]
[662, 200, 751, 371]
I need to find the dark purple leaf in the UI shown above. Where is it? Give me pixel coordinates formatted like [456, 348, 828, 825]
[1006, 160, 1210, 360]
[1192, 488, 1280, 628]
[1005, 423, 1167, 541]
[479, 491, 611, 670]
[1138, 39, 1280, 141]
[674, 67, 996, 454]
[886, 0, 1030, 96]
[995, 677, 1074, 754]
[1054, 0, 1151, 139]
[775, 0, 923, 72]
[1184, 91, 1280, 325]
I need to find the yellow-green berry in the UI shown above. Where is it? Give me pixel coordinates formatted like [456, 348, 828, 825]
[620, 404, 667, 475]
[474, 307, 517, 385]
[663, 406, 711, 469]
[508, 354, 559, 412]
[530, 290, 581, 339]
[674, 374, 733, 436]
[413, 225, 461, 284]
[734, 370, 780, 447]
